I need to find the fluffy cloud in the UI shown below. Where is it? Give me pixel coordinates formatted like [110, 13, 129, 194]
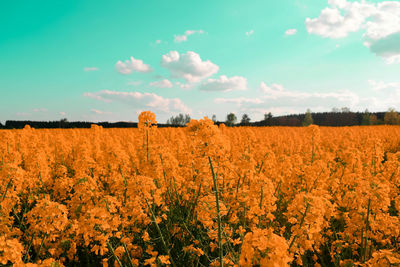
[259, 82, 359, 104]
[91, 109, 112, 115]
[161, 51, 219, 83]
[214, 82, 360, 117]
[211, 80, 400, 120]
[115, 56, 152, 74]
[285, 29, 297, 35]
[174, 30, 204, 43]
[368, 32, 400, 64]
[246, 30, 254, 36]
[175, 81, 194, 89]
[32, 108, 47, 113]
[368, 79, 400, 91]
[306, 0, 400, 63]
[127, 81, 142, 86]
[214, 97, 263, 105]
[149, 79, 173, 88]
[84, 67, 99, 72]
[84, 90, 191, 114]
[199, 75, 248, 92]
[16, 112, 30, 116]
[364, 80, 400, 110]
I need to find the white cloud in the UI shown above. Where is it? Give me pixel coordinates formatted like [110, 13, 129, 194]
[16, 112, 30, 116]
[305, 1, 375, 39]
[306, 0, 400, 63]
[174, 30, 204, 43]
[246, 30, 254, 36]
[161, 51, 219, 83]
[91, 109, 112, 115]
[84, 90, 191, 114]
[215, 82, 360, 117]
[368, 79, 400, 91]
[115, 56, 152, 74]
[127, 81, 142, 86]
[259, 82, 359, 104]
[175, 81, 194, 89]
[32, 108, 47, 113]
[260, 82, 285, 93]
[84, 67, 99, 72]
[149, 79, 173, 88]
[214, 97, 263, 105]
[285, 29, 297, 35]
[199, 75, 248, 92]
[59, 112, 66, 116]
[209, 80, 400, 120]
[364, 80, 400, 110]
[156, 40, 161, 44]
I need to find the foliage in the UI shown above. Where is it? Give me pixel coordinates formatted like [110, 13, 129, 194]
[166, 114, 191, 126]
[384, 108, 400, 125]
[302, 109, 313, 126]
[225, 113, 237, 127]
[240, 114, 251, 125]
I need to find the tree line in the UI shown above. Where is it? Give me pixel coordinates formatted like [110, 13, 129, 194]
[1, 108, 400, 129]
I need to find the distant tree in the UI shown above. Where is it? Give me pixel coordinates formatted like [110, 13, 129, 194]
[212, 114, 217, 123]
[361, 109, 370, 125]
[264, 112, 272, 121]
[166, 114, 191, 126]
[226, 113, 237, 126]
[341, 107, 351, 113]
[59, 118, 68, 128]
[369, 114, 379, 125]
[241, 114, 251, 125]
[384, 108, 400, 125]
[302, 109, 313, 126]
[331, 107, 340, 113]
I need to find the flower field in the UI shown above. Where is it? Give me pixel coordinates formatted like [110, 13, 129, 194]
[1, 112, 400, 266]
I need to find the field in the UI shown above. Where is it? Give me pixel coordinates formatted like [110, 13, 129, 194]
[1, 113, 400, 266]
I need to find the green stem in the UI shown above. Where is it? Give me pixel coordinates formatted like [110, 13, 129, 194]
[208, 156, 223, 267]
[362, 198, 371, 263]
[289, 202, 309, 251]
[107, 241, 123, 267]
[1, 177, 12, 201]
[144, 197, 176, 267]
[146, 129, 149, 161]
[122, 242, 134, 267]
[36, 235, 46, 260]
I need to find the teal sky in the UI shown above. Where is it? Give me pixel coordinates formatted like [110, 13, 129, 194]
[1, 0, 400, 123]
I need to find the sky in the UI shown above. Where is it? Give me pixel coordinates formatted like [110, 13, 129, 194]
[1, 0, 400, 123]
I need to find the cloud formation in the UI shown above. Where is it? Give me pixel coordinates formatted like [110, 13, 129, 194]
[174, 30, 204, 43]
[161, 51, 219, 83]
[259, 82, 359, 104]
[213, 82, 361, 119]
[306, 0, 400, 63]
[285, 29, 297, 35]
[149, 79, 173, 88]
[84, 90, 191, 114]
[84, 67, 99, 72]
[199, 75, 248, 92]
[115, 56, 152, 74]
[214, 97, 263, 105]
[246, 30, 254, 36]
[32, 108, 48, 113]
[91, 109, 112, 115]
